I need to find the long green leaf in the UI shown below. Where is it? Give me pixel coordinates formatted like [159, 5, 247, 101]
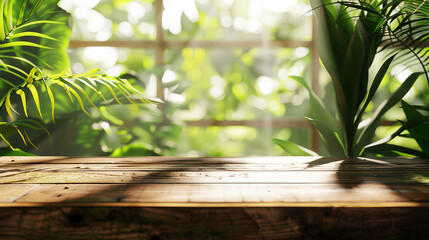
[1, 119, 45, 130]
[290, 76, 340, 134]
[27, 84, 43, 119]
[273, 138, 318, 156]
[309, 118, 346, 156]
[22, 128, 38, 149]
[290, 75, 345, 156]
[75, 78, 106, 101]
[0, 119, 51, 150]
[0, 41, 53, 49]
[16, 89, 28, 117]
[25, 0, 43, 20]
[114, 82, 136, 104]
[402, 101, 429, 154]
[92, 78, 122, 104]
[5, 91, 18, 120]
[13, 126, 28, 146]
[66, 85, 90, 116]
[0, 49, 54, 70]
[365, 143, 426, 157]
[0, 147, 35, 156]
[58, 81, 75, 103]
[357, 72, 421, 152]
[355, 55, 396, 127]
[0, 133, 16, 150]
[17, 0, 28, 25]
[0, 61, 29, 78]
[0, 75, 16, 87]
[0, 0, 5, 40]
[43, 81, 56, 123]
[8, 31, 58, 41]
[15, 20, 63, 30]
[71, 68, 100, 78]
[64, 79, 98, 109]
[0, 55, 38, 68]
[4, 0, 12, 34]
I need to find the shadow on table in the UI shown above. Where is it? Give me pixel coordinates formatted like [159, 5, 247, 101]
[306, 156, 429, 190]
[2, 156, 429, 239]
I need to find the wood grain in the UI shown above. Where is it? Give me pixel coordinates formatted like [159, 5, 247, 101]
[0, 156, 427, 207]
[0, 156, 428, 239]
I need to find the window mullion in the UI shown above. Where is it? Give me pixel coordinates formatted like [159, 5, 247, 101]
[311, 13, 320, 154]
[156, 0, 164, 100]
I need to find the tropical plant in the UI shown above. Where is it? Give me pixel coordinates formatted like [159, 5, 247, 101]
[365, 101, 429, 157]
[275, 0, 428, 157]
[337, 0, 429, 82]
[0, 0, 151, 154]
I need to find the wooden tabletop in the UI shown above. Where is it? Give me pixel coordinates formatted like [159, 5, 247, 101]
[0, 156, 428, 207]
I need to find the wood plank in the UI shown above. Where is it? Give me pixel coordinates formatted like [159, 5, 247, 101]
[1, 156, 428, 164]
[0, 184, 39, 202]
[1, 183, 426, 206]
[0, 156, 321, 164]
[0, 170, 428, 184]
[0, 206, 428, 240]
[2, 162, 429, 171]
[0, 156, 428, 209]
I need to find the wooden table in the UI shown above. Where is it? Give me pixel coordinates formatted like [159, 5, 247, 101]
[0, 156, 428, 239]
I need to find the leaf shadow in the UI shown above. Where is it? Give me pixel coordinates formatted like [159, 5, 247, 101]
[306, 157, 429, 194]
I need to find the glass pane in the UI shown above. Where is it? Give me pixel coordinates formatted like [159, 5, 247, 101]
[60, 0, 156, 41]
[164, 47, 312, 121]
[163, 0, 312, 41]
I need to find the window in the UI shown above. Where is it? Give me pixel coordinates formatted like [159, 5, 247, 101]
[59, 0, 419, 156]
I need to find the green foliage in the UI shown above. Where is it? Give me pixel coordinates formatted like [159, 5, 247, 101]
[276, 0, 425, 157]
[272, 138, 317, 156]
[290, 75, 345, 156]
[366, 101, 429, 157]
[312, 0, 387, 157]
[110, 143, 159, 157]
[337, 0, 429, 83]
[0, 0, 150, 153]
[0, 147, 35, 156]
[62, 0, 315, 156]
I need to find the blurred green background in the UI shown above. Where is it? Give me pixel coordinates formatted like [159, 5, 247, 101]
[37, 0, 427, 157]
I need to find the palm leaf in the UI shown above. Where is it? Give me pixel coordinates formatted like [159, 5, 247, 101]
[337, 0, 429, 83]
[0, 0, 5, 40]
[16, 89, 28, 117]
[0, 0, 151, 151]
[8, 31, 58, 40]
[17, 0, 28, 25]
[43, 80, 55, 123]
[14, 19, 63, 30]
[0, 118, 51, 150]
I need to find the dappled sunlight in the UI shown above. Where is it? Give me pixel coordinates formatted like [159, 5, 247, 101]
[53, 0, 429, 157]
[163, 0, 200, 35]
[83, 47, 119, 68]
[1, 156, 428, 205]
[59, 0, 316, 156]
[2, 0, 429, 237]
[60, 0, 155, 40]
